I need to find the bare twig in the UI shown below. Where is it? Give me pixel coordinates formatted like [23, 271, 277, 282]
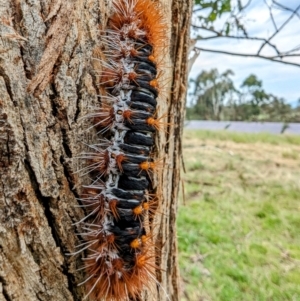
[257, 4, 300, 55]
[192, 1, 300, 68]
[192, 25, 281, 55]
[264, 0, 278, 31]
[194, 46, 300, 67]
[283, 44, 300, 55]
[241, 0, 252, 11]
[273, 1, 300, 19]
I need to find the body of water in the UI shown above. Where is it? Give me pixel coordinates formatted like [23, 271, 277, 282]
[185, 120, 300, 135]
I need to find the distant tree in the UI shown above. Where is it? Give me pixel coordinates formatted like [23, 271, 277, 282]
[264, 95, 292, 121]
[190, 69, 235, 120]
[239, 74, 270, 117]
[188, 69, 300, 122]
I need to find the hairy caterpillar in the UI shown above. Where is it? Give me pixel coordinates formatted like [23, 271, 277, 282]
[76, 0, 168, 300]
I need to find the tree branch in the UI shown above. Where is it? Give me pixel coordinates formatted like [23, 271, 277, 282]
[195, 46, 300, 67]
[192, 25, 280, 55]
[264, 0, 278, 31]
[273, 1, 300, 19]
[282, 44, 300, 55]
[192, 1, 300, 69]
[257, 3, 300, 55]
[192, 7, 206, 13]
[192, 25, 219, 34]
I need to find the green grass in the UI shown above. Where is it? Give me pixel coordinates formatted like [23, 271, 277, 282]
[178, 130, 300, 301]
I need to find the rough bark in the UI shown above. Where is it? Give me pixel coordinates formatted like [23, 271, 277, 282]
[0, 0, 192, 300]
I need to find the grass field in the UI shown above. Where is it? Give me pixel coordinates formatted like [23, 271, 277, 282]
[178, 130, 300, 301]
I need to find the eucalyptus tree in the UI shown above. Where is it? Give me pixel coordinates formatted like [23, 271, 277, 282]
[191, 68, 236, 120]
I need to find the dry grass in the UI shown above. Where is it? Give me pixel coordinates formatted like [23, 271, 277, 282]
[178, 130, 300, 301]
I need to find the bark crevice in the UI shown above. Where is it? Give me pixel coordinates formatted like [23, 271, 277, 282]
[0, 70, 14, 106]
[0, 276, 11, 301]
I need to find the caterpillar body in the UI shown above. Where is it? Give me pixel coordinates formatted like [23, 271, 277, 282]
[77, 0, 168, 300]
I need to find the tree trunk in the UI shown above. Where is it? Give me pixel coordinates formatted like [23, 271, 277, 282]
[0, 0, 192, 300]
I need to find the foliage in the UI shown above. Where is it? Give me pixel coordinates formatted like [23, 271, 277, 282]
[178, 130, 300, 301]
[193, 0, 247, 36]
[188, 69, 300, 122]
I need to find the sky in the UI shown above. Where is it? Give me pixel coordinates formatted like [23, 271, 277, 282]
[189, 0, 300, 105]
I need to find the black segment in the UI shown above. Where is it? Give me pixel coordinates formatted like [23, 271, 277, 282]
[126, 100, 155, 113]
[117, 209, 144, 223]
[131, 89, 157, 107]
[132, 55, 156, 68]
[135, 80, 158, 97]
[111, 188, 145, 201]
[118, 176, 149, 191]
[125, 131, 154, 146]
[127, 110, 152, 120]
[124, 119, 155, 132]
[119, 143, 150, 156]
[115, 199, 142, 209]
[134, 40, 153, 55]
[123, 154, 150, 164]
[110, 226, 142, 244]
[122, 163, 148, 177]
[134, 61, 157, 77]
